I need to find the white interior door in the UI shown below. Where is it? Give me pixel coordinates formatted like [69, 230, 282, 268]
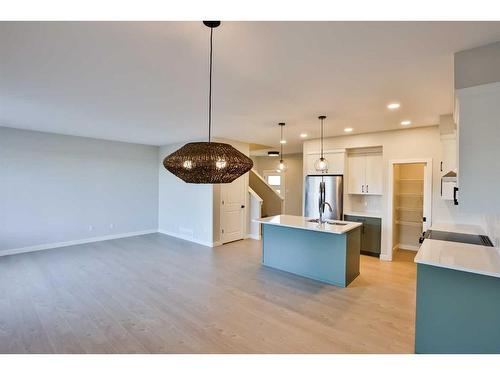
[221, 176, 245, 244]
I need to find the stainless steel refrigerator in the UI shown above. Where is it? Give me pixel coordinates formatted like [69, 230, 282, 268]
[304, 175, 343, 220]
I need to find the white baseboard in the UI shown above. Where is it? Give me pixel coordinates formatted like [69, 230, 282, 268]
[379, 253, 392, 261]
[396, 243, 420, 252]
[157, 229, 216, 248]
[0, 229, 157, 257]
[246, 233, 261, 240]
[2, 228, 256, 257]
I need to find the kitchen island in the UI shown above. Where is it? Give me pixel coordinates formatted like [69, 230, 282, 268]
[414, 227, 500, 354]
[254, 215, 362, 287]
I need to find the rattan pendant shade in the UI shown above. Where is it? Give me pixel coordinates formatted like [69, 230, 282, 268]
[163, 142, 253, 184]
[163, 21, 253, 184]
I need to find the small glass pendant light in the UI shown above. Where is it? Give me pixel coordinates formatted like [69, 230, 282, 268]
[277, 122, 288, 173]
[314, 115, 328, 173]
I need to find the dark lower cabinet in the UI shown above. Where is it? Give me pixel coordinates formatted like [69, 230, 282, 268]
[344, 215, 381, 257]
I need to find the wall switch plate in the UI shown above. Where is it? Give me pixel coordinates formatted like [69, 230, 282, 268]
[88, 225, 93, 231]
[109, 223, 114, 229]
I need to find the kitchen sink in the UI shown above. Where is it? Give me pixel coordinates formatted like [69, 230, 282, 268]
[327, 221, 348, 226]
[306, 219, 348, 226]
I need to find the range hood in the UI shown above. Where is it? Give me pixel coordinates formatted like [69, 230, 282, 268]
[441, 170, 458, 205]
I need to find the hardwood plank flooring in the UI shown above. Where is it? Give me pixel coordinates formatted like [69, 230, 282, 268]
[0, 234, 416, 353]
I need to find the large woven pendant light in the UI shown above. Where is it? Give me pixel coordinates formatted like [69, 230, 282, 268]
[314, 115, 328, 173]
[276, 122, 288, 172]
[163, 21, 253, 184]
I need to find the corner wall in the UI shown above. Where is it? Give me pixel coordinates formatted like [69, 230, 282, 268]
[158, 143, 214, 247]
[0, 126, 159, 254]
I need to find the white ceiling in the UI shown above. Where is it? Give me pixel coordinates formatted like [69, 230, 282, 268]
[1, 21, 500, 153]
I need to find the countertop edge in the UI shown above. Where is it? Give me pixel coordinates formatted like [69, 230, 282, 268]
[415, 238, 500, 279]
[254, 215, 362, 235]
[415, 259, 500, 279]
[343, 211, 382, 219]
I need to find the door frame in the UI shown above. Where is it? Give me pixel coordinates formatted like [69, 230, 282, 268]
[386, 158, 432, 261]
[219, 174, 248, 245]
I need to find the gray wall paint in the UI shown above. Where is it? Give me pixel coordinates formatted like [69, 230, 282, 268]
[455, 41, 500, 89]
[0, 127, 159, 251]
[158, 143, 214, 246]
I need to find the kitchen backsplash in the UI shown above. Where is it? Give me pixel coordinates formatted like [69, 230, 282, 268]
[347, 195, 382, 213]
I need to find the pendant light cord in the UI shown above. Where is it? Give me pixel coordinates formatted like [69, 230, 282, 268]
[280, 125, 283, 159]
[208, 26, 213, 143]
[320, 117, 324, 159]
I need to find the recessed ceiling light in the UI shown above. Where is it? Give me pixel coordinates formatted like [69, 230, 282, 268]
[387, 103, 401, 110]
[280, 140, 287, 144]
[401, 120, 411, 126]
[300, 133, 308, 138]
[344, 127, 353, 132]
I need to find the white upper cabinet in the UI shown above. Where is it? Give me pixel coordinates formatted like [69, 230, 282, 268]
[304, 150, 345, 176]
[347, 154, 365, 194]
[365, 154, 383, 194]
[347, 152, 383, 195]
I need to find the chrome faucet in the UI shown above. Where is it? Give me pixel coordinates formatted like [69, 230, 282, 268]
[318, 180, 333, 224]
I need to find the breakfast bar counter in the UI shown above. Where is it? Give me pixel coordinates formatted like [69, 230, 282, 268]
[254, 215, 362, 287]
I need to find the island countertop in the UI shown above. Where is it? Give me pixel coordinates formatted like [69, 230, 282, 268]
[254, 214, 362, 235]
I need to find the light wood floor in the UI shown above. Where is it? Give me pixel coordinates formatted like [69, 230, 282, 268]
[0, 234, 417, 353]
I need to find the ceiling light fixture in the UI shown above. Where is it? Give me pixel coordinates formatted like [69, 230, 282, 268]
[315, 115, 328, 173]
[163, 21, 253, 184]
[277, 123, 288, 173]
[344, 127, 353, 132]
[300, 133, 308, 138]
[401, 120, 411, 126]
[387, 103, 401, 110]
[280, 140, 287, 144]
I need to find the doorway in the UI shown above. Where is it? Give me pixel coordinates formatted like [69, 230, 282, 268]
[220, 175, 246, 244]
[387, 159, 432, 261]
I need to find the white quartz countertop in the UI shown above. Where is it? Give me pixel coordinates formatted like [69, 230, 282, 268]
[343, 211, 382, 219]
[415, 239, 500, 279]
[429, 222, 486, 235]
[254, 215, 362, 235]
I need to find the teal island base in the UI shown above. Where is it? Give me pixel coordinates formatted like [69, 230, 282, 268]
[261, 224, 361, 287]
[415, 263, 500, 354]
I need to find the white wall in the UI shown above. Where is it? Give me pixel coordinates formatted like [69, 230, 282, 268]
[454, 42, 500, 246]
[0, 126, 159, 253]
[158, 143, 214, 247]
[303, 125, 482, 259]
[252, 153, 303, 216]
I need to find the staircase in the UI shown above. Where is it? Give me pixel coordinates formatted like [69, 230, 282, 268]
[249, 169, 284, 217]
